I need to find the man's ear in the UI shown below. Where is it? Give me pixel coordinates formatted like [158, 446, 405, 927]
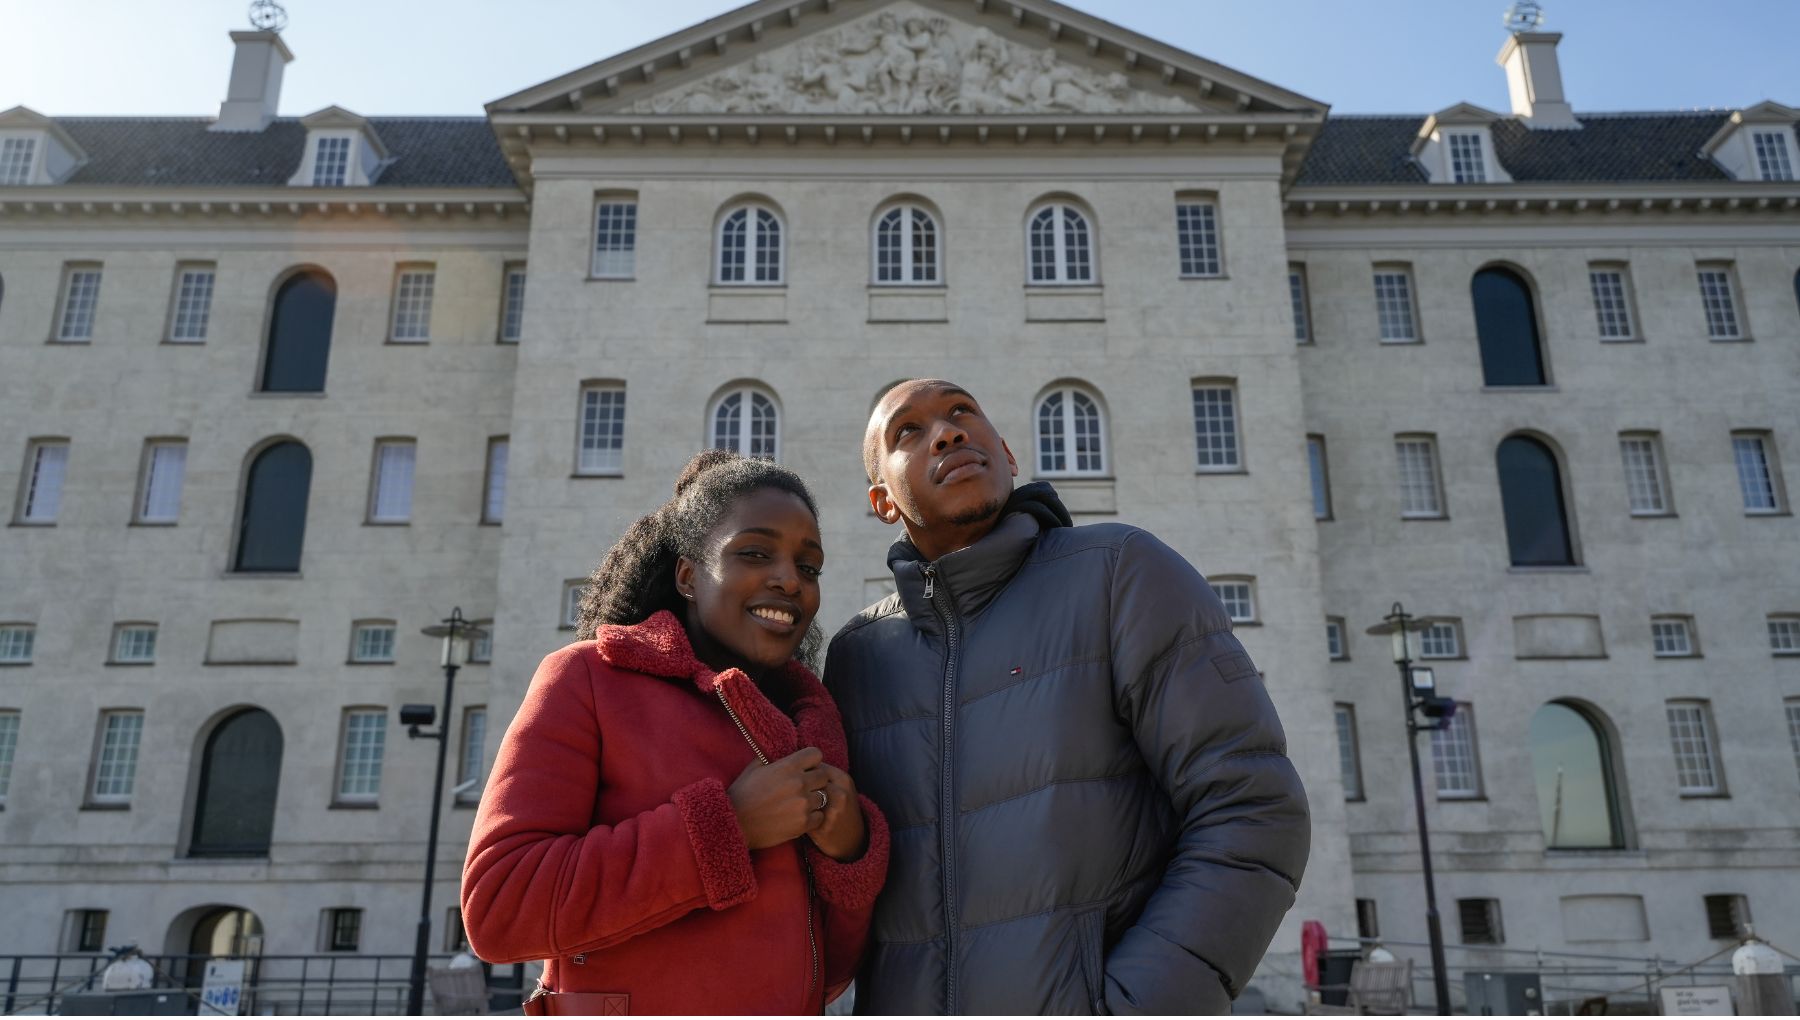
[674, 555, 697, 599]
[1000, 438, 1019, 478]
[868, 482, 901, 525]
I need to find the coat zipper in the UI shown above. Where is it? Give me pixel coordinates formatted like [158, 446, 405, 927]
[715, 683, 820, 1006]
[922, 563, 962, 1014]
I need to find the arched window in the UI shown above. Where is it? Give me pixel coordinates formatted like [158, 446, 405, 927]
[716, 204, 783, 285]
[1497, 435, 1575, 566]
[1472, 267, 1547, 386]
[189, 709, 283, 857]
[711, 385, 779, 461]
[1027, 203, 1094, 284]
[234, 441, 312, 572]
[1529, 702, 1628, 849]
[259, 270, 336, 392]
[1035, 385, 1106, 476]
[873, 204, 941, 285]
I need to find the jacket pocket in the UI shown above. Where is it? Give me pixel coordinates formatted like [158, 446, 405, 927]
[1076, 907, 1107, 1014]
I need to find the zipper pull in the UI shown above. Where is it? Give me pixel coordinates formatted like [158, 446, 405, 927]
[922, 564, 936, 599]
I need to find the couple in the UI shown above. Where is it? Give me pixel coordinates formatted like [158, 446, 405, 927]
[460, 379, 1310, 1015]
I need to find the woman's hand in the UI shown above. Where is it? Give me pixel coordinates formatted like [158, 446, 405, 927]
[806, 763, 868, 862]
[728, 747, 830, 850]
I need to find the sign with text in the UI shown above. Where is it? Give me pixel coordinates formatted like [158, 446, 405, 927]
[1659, 984, 1734, 1016]
[200, 959, 247, 1016]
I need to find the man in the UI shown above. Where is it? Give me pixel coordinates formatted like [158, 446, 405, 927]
[824, 379, 1309, 1014]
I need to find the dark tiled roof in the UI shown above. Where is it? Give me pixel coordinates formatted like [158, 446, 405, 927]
[52, 117, 519, 189]
[1296, 111, 1740, 186]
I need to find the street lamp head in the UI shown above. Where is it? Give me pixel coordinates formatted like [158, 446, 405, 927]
[1366, 608, 1453, 664]
[422, 607, 488, 668]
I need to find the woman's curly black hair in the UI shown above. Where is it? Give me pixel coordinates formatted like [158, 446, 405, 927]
[574, 449, 824, 665]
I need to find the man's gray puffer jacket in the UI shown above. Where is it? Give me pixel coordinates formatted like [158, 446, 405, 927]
[824, 492, 1309, 1015]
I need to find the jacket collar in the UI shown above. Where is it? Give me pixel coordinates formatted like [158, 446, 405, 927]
[889, 509, 1043, 630]
[596, 610, 848, 769]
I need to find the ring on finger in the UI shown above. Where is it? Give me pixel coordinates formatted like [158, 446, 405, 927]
[815, 788, 829, 811]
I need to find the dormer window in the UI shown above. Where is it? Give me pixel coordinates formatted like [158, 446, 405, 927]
[0, 107, 89, 185]
[1447, 132, 1488, 183]
[1753, 131, 1794, 181]
[1412, 106, 1511, 185]
[0, 137, 36, 185]
[1700, 102, 1800, 182]
[289, 108, 388, 188]
[313, 136, 352, 187]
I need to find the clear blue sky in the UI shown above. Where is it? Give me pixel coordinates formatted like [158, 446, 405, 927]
[3, 1, 1794, 117]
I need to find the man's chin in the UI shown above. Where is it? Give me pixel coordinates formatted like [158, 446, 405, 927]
[947, 495, 1008, 527]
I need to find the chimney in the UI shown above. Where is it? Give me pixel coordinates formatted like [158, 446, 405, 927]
[1496, 32, 1578, 128]
[211, 31, 294, 132]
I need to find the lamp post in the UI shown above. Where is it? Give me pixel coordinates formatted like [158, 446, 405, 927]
[403, 608, 485, 1017]
[1365, 602, 1459, 1015]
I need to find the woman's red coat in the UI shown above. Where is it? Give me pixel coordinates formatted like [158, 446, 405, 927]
[460, 611, 890, 1014]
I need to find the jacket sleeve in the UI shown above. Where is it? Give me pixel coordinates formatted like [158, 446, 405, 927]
[1100, 530, 1311, 1014]
[807, 793, 891, 1003]
[460, 645, 758, 964]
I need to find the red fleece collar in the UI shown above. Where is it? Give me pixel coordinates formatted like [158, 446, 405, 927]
[596, 611, 848, 770]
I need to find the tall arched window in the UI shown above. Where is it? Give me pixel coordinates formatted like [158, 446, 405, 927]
[873, 204, 941, 285]
[259, 270, 336, 392]
[1497, 435, 1575, 566]
[190, 709, 283, 857]
[234, 441, 312, 572]
[711, 385, 779, 461]
[716, 204, 783, 285]
[1472, 267, 1547, 386]
[1035, 385, 1107, 476]
[1027, 203, 1094, 284]
[1529, 701, 1628, 849]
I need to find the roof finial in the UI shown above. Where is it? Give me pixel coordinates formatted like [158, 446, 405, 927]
[1503, 1, 1545, 33]
[249, 0, 288, 33]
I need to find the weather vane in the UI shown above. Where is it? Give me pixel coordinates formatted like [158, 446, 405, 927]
[1503, 1, 1545, 33]
[249, 0, 288, 33]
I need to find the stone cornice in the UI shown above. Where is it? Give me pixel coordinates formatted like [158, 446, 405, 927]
[1284, 182, 1800, 219]
[0, 186, 528, 222]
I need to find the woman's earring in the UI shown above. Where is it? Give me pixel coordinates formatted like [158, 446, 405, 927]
[681, 590, 695, 601]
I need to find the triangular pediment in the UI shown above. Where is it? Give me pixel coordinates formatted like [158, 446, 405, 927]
[490, 0, 1324, 119]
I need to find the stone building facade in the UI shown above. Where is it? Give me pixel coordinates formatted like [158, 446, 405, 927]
[1, 0, 1795, 1007]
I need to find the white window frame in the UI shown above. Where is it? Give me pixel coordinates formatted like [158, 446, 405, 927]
[576, 384, 627, 476]
[0, 624, 35, 665]
[456, 705, 487, 805]
[389, 266, 436, 342]
[710, 385, 780, 461]
[498, 263, 526, 343]
[1650, 616, 1697, 658]
[1420, 620, 1463, 659]
[18, 439, 69, 524]
[1289, 263, 1313, 343]
[1334, 703, 1364, 801]
[1786, 699, 1800, 783]
[1619, 433, 1671, 516]
[1308, 435, 1332, 519]
[1731, 431, 1786, 514]
[1767, 615, 1800, 656]
[1446, 131, 1489, 183]
[1373, 265, 1420, 343]
[715, 204, 784, 285]
[166, 263, 216, 343]
[90, 710, 144, 805]
[872, 203, 942, 286]
[1034, 385, 1107, 477]
[469, 620, 492, 664]
[561, 579, 584, 630]
[110, 623, 158, 665]
[1210, 577, 1257, 624]
[311, 135, 353, 188]
[592, 199, 638, 279]
[335, 708, 387, 803]
[1396, 435, 1446, 518]
[349, 621, 397, 664]
[1326, 617, 1348, 661]
[1431, 702, 1483, 799]
[1696, 262, 1747, 340]
[1588, 264, 1638, 341]
[324, 908, 362, 953]
[1752, 130, 1795, 181]
[0, 136, 38, 185]
[1175, 198, 1222, 278]
[55, 263, 103, 342]
[367, 440, 416, 524]
[135, 439, 187, 524]
[1666, 700, 1724, 795]
[1026, 203, 1096, 285]
[1191, 382, 1242, 472]
[482, 437, 508, 524]
[0, 710, 18, 805]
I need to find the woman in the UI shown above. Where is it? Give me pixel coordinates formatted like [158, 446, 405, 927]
[462, 450, 888, 1015]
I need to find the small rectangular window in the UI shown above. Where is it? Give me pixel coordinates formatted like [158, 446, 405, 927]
[313, 136, 351, 187]
[1696, 263, 1745, 340]
[368, 440, 416, 523]
[390, 268, 436, 341]
[1289, 264, 1312, 344]
[1458, 898, 1504, 945]
[593, 200, 638, 278]
[469, 621, 492, 664]
[64, 909, 109, 952]
[1326, 617, 1347, 661]
[168, 265, 216, 342]
[111, 624, 158, 665]
[1731, 432, 1786, 513]
[1705, 894, 1753, 939]
[337, 709, 386, 802]
[1175, 200, 1222, 277]
[1753, 131, 1795, 181]
[1191, 384, 1241, 471]
[499, 264, 527, 342]
[1588, 265, 1637, 340]
[1334, 703, 1363, 801]
[136, 440, 187, 524]
[1651, 617, 1697, 658]
[1373, 266, 1419, 342]
[1666, 700, 1723, 795]
[1770, 616, 1800, 656]
[1307, 435, 1332, 520]
[445, 908, 469, 952]
[577, 385, 627, 475]
[1431, 703, 1482, 798]
[483, 437, 508, 524]
[327, 908, 362, 952]
[0, 137, 36, 185]
[0, 625, 34, 665]
[562, 579, 584, 630]
[91, 710, 144, 803]
[0, 711, 19, 804]
[1355, 899, 1380, 940]
[1447, 132, 1487, 183]
[1420, 621, 1462, 659]
[56, 265, 103, 342]
[457, 706, 487, 805]
[1395, 436, 1445, 518]
[1786, 699, 1800, 783]
[1618, 434, 1670, 515]
[1210, 579, 1256, 623]
[19, 440, 69, 523]
[350, 622, 396, 664]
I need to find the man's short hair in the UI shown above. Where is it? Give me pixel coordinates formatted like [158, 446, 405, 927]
[863, 379, 910, 484]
